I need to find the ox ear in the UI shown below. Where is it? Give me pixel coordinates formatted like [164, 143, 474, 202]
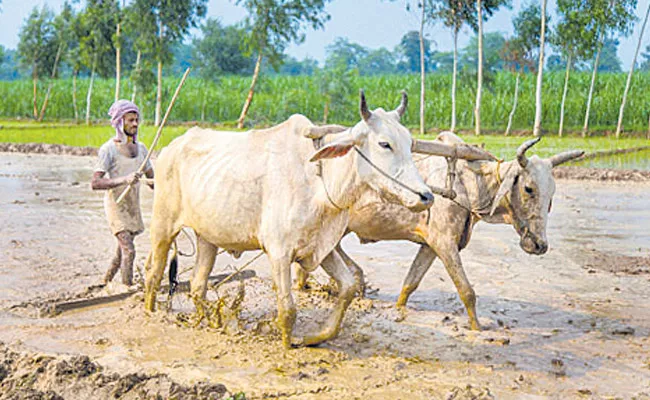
[490, 165, 519, 216]
[310, 137, 356, 162]
[548, 150, 585, 167]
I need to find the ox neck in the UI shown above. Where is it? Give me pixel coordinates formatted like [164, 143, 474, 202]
[317, 133, 362, 211]
[474, 160, 516, 224]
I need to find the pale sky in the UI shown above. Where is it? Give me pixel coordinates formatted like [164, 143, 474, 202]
[1, 0, 649, 68]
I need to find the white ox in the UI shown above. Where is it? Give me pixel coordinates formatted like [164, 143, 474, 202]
[299, 132, 583, 330]
[144, 91, 434, 348]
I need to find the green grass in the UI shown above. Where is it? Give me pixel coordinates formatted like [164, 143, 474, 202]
[444, 135, 650, 160]
[1, 71, 650, 135]
[2, 121, 646, 160]
[0, 123, 190, 151]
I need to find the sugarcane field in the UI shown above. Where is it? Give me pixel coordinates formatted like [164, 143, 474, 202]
[1, 1, 650, 399]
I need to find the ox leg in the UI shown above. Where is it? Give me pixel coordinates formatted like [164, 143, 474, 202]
[302, 250, 357, 347]
[144, 226, 178, 312]
[270, 256, 296, 349]
[294, 266, 310, 291]
[435, 242, 480, 331]
[397, 245, 437, 309]
[396, 245, 437, 321]
[335, 243, 365, 297]
[190, 235, 218, 315]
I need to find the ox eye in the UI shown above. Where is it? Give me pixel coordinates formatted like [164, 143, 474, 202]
[524, 186, 534, 195]
[378, 141, 392, 150]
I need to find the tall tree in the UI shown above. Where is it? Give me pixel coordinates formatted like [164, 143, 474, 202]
[471, 0, 510, 135]
[192, 19, 254, 77]
[17, 6, 56, 119]
[358, 47, 398, 75]
[114, 0, 125, 102]
[395, 30, 432, 73]
[462, 32, 507, 72]
[502, 3, 549, 136]
[616, 2, 650, 138]
[597, 38, 623, 72]
[474, 0, 483, 136]
[39, 2, 76, 121]
[316, 60, 357, 123]
[130, 0, 207, 126]
[639, 44, 650, 71]
[582, 0, 637, 137]
[551, 0, 599, 137]
[324, 37, 368, 70]
[236, 0, 331, 129]
[77, 0, 119, 125]
[431, 0, 480, 132]
[533, 0, 548, 137]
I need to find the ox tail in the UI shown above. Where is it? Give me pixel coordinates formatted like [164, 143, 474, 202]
[168, 241, 179, 297]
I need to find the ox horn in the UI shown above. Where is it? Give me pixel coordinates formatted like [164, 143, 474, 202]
[395, 90, 408, 118]
[548, 150, 585, 167]
[305, 124, 348, 139]
[516, 137, 541, 168]
[360, 89, 372, 122]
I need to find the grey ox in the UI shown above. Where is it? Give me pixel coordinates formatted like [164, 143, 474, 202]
[144, 91, 435, 348]
[299, 132, 583, 330]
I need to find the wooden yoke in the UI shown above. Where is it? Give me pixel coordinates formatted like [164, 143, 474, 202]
[412, 139, 497, 162]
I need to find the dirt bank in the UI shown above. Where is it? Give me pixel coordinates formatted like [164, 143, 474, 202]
[0, 342, 234, 400]
[1, 153, 650, 399]
[553, 165, 650, 181]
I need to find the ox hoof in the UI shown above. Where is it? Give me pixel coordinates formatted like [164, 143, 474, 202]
[395, 306, 407, 322]
[470, 321, 482, 331]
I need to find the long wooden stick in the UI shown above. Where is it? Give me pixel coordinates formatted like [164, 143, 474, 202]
[116, 67, 191, 204]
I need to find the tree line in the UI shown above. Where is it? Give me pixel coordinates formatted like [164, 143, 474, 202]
[2, 0, 650, 136]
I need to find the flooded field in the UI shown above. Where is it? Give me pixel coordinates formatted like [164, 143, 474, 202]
[1, 152, 650, 399]
[574, 148, 650, 171]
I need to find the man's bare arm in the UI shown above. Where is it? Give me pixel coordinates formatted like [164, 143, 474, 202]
[144, 167, 154, 189]
[91, 171, 140, 190]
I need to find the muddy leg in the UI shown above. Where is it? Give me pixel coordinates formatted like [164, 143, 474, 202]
[302, 250, 357, 347]
[270, 256, 296, 349]
[144, 228, 176, 312]
[294, 266, 309, 290]
[435, 242, 480, 331]
[335, 243, 365, 297]
[116, 231, 136, 286]
[190, 235, 218, 315]
[103, 243, 122, 284]
[397, 245, 437, 309]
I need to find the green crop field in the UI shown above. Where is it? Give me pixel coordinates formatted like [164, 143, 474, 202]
[2, 120, 647, 164]
[1, 71, 650, 135]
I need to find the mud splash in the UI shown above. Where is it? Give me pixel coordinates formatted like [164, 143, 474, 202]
[1, 153, 650, 399]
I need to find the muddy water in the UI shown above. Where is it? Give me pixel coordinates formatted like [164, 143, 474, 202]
[1, 152, 650, 399]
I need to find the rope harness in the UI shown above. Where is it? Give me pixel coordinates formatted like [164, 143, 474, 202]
[313, 137, 434, 211]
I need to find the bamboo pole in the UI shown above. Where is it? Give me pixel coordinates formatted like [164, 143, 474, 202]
[116, 68, 191, 204]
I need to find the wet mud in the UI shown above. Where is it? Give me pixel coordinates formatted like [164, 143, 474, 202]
[1, 152, 650, 399]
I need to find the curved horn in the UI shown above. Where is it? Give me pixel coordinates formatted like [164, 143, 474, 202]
[395, 90, 408, 118]
[359, 89, 372, 122]
[548, 150, 585, 167]
[305, 124, 348, 139]
[516, 137, 541, 168]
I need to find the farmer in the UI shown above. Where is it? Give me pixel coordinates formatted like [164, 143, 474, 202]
[91, 100, 153, 286]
